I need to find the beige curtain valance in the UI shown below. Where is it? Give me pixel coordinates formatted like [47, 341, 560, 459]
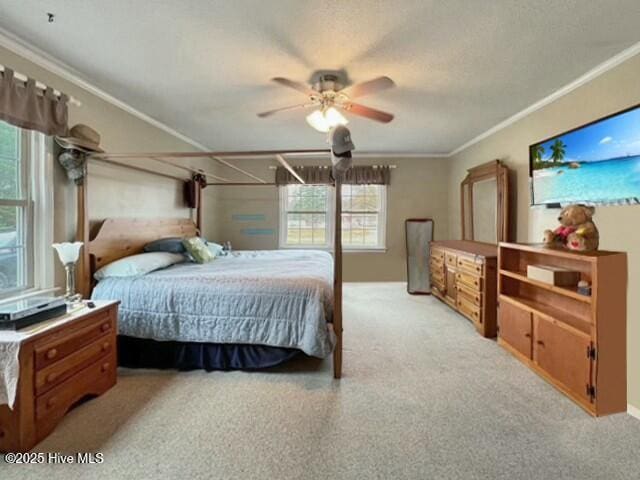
[275, 165, 391, 185]
[0, 67, 69, 136]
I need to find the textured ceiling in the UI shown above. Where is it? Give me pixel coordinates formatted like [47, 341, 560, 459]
[0, 0, 639, 154]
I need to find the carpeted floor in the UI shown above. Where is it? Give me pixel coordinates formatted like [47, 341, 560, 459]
[3, 283, 640, 479]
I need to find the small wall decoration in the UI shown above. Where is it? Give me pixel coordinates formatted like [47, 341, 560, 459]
[241, 228, 275, 236]
[232, 214, 266, 222]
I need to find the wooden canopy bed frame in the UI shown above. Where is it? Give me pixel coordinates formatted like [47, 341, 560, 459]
[74, 148, 344, 379]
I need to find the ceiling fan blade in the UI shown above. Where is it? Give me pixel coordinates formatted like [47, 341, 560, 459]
[271, 77, 317, 97]
[341, 102, 394, 123]
[340, 76, 395, 99]
[257, 103, 316, 118]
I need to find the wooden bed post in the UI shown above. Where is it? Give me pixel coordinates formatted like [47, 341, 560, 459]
[196, 177, 203, 233]
[76, 176, 91, 299]
[333, 176, 343, 379]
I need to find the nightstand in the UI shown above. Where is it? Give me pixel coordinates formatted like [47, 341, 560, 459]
[0, 300, 119, 452]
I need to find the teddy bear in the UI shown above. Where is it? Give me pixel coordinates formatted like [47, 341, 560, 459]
[543, 204, 599, 252]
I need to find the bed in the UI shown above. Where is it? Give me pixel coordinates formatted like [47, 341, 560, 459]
[85, 219, 336, 371]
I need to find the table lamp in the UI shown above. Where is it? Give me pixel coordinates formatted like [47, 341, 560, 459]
[52, 242, 83, 304]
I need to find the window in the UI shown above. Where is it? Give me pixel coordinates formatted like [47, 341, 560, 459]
[341, 184, 386, 249]
[279, 184, 386, 250]
[0, 121, 53, 299]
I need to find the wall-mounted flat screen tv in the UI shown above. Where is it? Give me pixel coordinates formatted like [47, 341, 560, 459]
[529, 104, 640, 206]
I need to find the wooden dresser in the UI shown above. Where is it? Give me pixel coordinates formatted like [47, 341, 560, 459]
[430, 240, 498, 337]
[498, 243, 626, 416]
[0, 301, 118, 452]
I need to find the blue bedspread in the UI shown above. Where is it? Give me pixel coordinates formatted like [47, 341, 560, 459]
[92, 250, 335, 358]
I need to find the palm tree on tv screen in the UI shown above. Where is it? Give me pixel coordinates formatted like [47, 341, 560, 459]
[550, 139, 566, 164]
[531, 144, 545, 168]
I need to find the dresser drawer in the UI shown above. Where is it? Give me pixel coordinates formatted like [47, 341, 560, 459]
[457, 256, 484, 277]
[35, 334, 114, 395]
[430, 248, 444, 263]
[456, 271, 482, 291]
[430, 259, 445, 275]
[34, 309, 114, 371]
[431, 270, 445, 286]
[456, 296, 481, 324]
[445, 252, 457, 268]
[457, 283, 482, 306]
[36, 352, 116, 423]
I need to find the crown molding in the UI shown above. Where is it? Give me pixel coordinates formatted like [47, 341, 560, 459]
[2, 26, 638, 159]
[0, 27, 209, 151]
[448, 40, 640, 157]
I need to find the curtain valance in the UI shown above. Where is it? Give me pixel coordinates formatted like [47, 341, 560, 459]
[275, 165, 391, 185]
[0, 67, 69, 136]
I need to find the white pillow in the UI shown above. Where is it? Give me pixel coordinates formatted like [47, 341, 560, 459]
[94, 252, 185, 280]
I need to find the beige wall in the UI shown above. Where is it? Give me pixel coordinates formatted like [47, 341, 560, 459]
[210, 156, 450, 281]
[448, 53, 640, 410]
[0, 46, 215, 287]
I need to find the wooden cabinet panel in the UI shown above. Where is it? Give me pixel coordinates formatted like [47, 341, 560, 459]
[499, 301, 532, 359]
[533, 315, 592, 404]
[445, 268, 457, 304]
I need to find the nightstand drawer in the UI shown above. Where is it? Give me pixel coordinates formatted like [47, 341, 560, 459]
[34, 309, 114, 370]
[36, 352, 116, 424]
[35, 334, 114, 395]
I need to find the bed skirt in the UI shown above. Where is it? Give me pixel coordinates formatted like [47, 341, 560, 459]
[117, 336, 301, 371]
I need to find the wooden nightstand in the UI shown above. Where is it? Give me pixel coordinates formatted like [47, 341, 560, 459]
[0, 300, 119, 452]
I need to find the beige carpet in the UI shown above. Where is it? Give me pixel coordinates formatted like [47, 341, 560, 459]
[3, 283, 640, 479]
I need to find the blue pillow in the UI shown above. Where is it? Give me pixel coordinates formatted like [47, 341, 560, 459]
[94, 252, 185, 280]
[143, 237, 186, 254]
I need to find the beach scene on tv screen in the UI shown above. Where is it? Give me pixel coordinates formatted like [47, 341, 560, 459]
[532, 107, 640, 204]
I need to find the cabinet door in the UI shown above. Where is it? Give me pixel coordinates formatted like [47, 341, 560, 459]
[498, 301, 532, 359]
[533, 315, 592, 404]
[445, 267, 457, 303]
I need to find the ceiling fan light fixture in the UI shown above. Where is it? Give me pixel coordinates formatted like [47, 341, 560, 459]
[305, 107, 349, 133]
[306, 110, 329, 133]
[324, 107, 348, 128]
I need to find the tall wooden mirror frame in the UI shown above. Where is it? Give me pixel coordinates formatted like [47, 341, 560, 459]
[460, 159, 511, 244]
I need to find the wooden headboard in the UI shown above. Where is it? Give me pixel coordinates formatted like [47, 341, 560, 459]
[83, 218, 198, 293]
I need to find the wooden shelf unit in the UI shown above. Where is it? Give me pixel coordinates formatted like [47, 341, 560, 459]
[498, 242, 627, 416]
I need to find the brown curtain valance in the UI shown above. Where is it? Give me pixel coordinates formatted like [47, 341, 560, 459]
[0, 67, 69, 136]
[275, 166, 333, 185]
[275, 165, 391, 185]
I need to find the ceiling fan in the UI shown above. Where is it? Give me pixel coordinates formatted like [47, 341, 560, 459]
[257, 74, 395, 132]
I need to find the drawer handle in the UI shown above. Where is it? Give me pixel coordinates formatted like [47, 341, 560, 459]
[47, 397, 56, 408]
[524, 333, 531, 338]
[102, 341, 110, 352]
[101, 362, 110, 373]
[0, 428, 5, 438]
[46, 373, 57, 384]
[46, 348, 58, 360]
[536, 340, 545, 347]
[101, 322, 110, 332]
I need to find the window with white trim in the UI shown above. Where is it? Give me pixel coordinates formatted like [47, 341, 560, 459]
[279, 184, 386, 250]
[0, 120, 54, 299]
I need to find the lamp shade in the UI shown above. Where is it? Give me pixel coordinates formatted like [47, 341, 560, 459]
[306, 107, 349, 133]
[52, 242, 83, 264]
